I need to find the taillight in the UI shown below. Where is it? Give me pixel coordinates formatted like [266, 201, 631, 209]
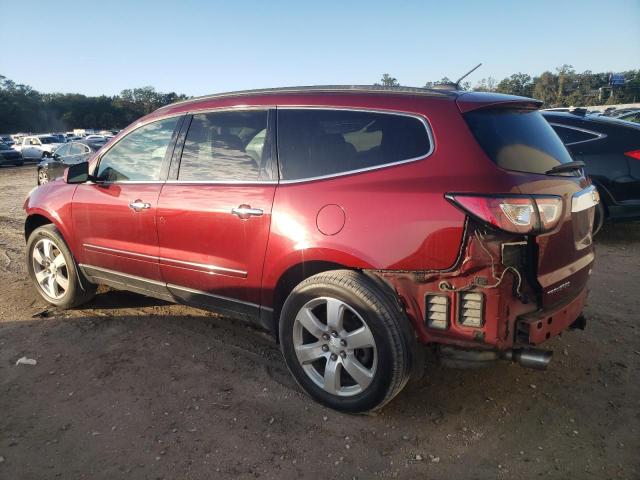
[624, 149, 640, 160]
[445, 194, 563, 234]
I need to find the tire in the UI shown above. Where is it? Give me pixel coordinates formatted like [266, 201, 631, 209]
[15, 161, 24, 167]
[592, 201, 605, 236]
[38, 168, 49, 185]
[279, 270, 413, 413]
[26, 225, 96, 309]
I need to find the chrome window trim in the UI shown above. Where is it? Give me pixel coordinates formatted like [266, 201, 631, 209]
[276, 106, 435, 184]
[164, 180, 278, 185]
[548, 122, 607, 146]
[83, 243, 248, 278]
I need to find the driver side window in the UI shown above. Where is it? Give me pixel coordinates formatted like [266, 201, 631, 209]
[96, 117, 179, 182]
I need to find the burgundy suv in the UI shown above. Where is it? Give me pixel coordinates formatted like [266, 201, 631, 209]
[24, 86, 598, 413]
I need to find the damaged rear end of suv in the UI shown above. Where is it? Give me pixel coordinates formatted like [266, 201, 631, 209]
[375, 92, 597, 372]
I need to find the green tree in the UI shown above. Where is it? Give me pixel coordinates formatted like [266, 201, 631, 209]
[376, 74, 400, 87]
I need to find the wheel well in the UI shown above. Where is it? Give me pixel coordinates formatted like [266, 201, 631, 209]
[25, 214, 52, 242]
[271, 261, 349, 338]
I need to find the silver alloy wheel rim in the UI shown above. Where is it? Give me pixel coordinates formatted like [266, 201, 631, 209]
[32, 238, 69, 300]
[293, 297, 377, 397]
[38, 170, 48, 184]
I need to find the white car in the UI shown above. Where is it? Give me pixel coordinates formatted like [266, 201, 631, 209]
[13, 135, 64, 160]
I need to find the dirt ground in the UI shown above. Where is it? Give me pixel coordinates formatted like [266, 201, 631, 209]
[0, 164, 638, 480]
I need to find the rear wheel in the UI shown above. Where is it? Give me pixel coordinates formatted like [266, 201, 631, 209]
[26, 225, 96, 308]
[279, 270, 413, 413]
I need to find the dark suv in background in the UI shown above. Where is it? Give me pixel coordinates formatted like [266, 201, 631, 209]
[24, 86, 598, 412]
[543, 111, 640, 232]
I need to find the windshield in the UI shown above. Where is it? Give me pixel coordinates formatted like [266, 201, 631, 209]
[39, 137, 58, 144]
[0, 143, 10, 150]
[465, 109, 574, 174]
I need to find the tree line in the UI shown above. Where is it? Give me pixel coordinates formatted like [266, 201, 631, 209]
[2, 66, 639, 133]
[0, 75, 188, 133]
[378, 65, 640, 106]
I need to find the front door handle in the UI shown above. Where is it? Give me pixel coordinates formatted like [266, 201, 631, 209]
[129, 199, 151, 212]
[231, 204, 263, 219]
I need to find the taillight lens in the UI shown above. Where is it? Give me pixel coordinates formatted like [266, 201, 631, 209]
[445, 194, 563, 234]
[624, 149, 640, 161]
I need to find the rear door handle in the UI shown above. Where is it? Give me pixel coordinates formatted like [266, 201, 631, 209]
[231, 205, 263, 219]
[129, 199, 151, 212]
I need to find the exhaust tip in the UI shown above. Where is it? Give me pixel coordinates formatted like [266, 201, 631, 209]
[502, 348, 553, 370]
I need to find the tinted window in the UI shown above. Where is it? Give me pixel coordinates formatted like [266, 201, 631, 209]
[0, 143, 10, 150]
[178, 110, 270, 182]
[54, 144, 71, 156]
[96, 117, 179, 181]
[69, 143, 89, 155]
[39, 137, 57, 144]
[465, 109, 574, 174]
[277, 109, 431, 180]
[551, 125, 599, 145]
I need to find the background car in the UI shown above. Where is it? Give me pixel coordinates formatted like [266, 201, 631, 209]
[83, 134, 107, 149]
[543, 111, 640, 232]
[50, 133, 68, 143]
[0, 141, 23, 166]
[36, 141, 97, 184]
[614, 109, 640, 124]
[1, 135, 16, 147]
[13, 135, 64, 160]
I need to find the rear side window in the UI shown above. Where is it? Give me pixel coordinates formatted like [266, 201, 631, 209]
[178, 110, 270, 182]
[550, 125, 600, 145]
[277, 109, 431, 181]
[465, 109, 574, 174]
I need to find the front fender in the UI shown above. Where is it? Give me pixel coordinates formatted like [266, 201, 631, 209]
[24, 181, 78, 255]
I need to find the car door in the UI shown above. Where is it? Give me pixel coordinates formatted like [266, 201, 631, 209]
[157, 109, 277, 321]
[71, 115, 183, 298]
[50, 144, 71, 179]
[23, 137, 40, 159]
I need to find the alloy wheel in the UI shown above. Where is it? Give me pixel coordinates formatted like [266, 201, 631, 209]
[32, 238, 69, 299]
[292, 297, 377, 397]
[38, 169, 49, 185]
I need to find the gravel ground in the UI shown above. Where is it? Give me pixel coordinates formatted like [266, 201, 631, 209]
[0, 164, 638, 479]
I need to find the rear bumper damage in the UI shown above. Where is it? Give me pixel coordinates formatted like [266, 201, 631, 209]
[369, 225, 592, 370]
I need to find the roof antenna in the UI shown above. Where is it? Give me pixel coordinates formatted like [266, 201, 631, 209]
[432, 63, 482, 91]
[455, 63, 482, 88]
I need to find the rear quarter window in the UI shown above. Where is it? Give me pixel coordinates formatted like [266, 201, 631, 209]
[277, 109, 432, 181]
[465, 109, 574, 174]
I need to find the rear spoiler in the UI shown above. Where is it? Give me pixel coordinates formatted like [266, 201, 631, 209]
[456, 92, 543, 114]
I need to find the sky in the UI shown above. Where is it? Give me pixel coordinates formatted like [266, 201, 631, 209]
[1, 0, 639, 97]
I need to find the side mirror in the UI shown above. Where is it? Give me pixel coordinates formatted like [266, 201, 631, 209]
[52, 153, 61, 160]
[65, 161, 90, 184]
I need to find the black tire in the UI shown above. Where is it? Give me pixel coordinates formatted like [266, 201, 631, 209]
[26, 224, 96, 309]
[15, 161, 24, 167]
[592, 201, 605, 236]
[279, 270, 413, 413]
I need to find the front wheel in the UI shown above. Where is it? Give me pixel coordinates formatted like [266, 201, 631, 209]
[38, 168, 49, 185]
[279, 270, 413, 413]
[26, 225, 96, 308]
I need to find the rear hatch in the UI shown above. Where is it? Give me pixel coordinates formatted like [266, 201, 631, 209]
[459, 95, 597, 308]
